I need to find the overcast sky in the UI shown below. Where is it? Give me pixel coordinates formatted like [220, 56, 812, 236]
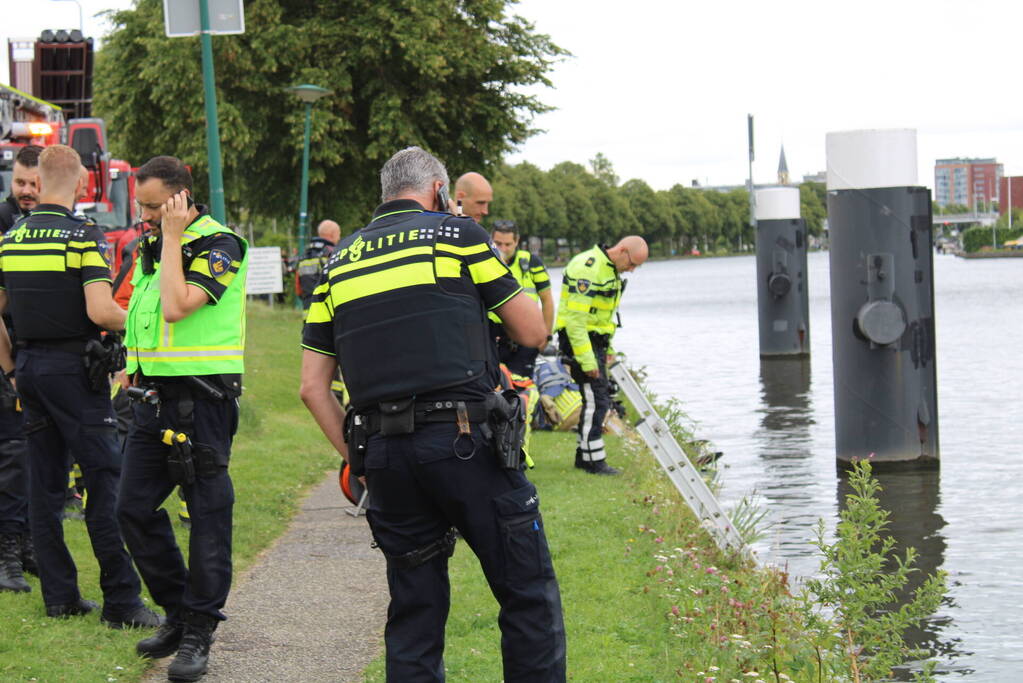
[4, 0, 1021, 189]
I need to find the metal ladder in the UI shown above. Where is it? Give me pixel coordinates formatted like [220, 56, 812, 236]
[609, 360, 751, 559]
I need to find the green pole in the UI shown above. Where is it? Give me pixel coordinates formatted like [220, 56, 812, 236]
[297, 101, 313, 261]
[199, 0, 226, 223]
[294, 101, 313, 309]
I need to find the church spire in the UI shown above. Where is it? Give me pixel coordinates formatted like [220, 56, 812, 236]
[778, 145, 790, 185]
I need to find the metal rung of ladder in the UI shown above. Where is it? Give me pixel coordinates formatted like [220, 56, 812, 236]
[609, 360, 750, 559]
[345, 490, 368, 517]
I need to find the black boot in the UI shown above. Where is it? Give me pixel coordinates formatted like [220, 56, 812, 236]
[0, 534, 30, 593]
[574, 448, 585, 469]
[20, 534, 38, 576]
[137, 620, 184, 658]
[167, 612, 217, 681]
[581, 459, 621, 476]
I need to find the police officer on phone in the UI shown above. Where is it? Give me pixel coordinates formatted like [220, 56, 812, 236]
[300, 146, 566, 682]
[0, 145, 157, 625]
[115, 155, 247, 682]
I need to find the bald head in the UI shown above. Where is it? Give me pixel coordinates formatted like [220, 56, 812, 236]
[607, 235, 648, 273]
[317, 219, 340, 245]
[38, 144, 87, 209]
[454, 172, 493, 223]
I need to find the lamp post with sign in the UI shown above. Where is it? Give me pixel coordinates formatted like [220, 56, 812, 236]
[163, 0, 244, 224]
[286, 84, 332, 267]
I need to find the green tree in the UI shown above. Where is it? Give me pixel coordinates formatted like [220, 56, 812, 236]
[588, 152, 619, 187]
[800, 181, 828, 236]
[620, 178, 672, 245]
[548, 162, 599, 241]
[94, 0, 566, 233]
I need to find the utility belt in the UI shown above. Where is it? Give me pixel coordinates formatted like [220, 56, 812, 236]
[19, 335, 126, 392]
[125, 376, 232, 485]
[344, 392, 527, 476]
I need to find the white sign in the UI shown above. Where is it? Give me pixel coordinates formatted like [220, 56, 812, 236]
[246, 247, 284, 295]
[164, 0, 245, 37]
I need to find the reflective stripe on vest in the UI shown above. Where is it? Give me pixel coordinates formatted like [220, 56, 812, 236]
[125, 215, 248, 376]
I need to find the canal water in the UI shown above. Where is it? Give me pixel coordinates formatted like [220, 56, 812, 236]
[556, 251, 1021, 679]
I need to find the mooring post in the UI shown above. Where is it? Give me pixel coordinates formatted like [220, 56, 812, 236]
[755, 187, 810, 357]
[826, 129, 939, 469]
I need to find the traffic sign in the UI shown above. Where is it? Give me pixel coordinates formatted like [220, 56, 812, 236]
[164, 0, 245, 37]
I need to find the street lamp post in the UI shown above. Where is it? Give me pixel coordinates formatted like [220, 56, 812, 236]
[286, 84, 332, 274]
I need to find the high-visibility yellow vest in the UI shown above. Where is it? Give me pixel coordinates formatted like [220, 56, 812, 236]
[488, 249, 545, 323]
[125, 216, 247, 376]
[554, 244, 622, 371]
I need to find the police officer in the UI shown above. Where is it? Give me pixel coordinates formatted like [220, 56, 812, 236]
[0, 145, 41, 233]
[453, 171, 492, 222]
[115, 155, 247, 682]
[300, 147, 566, 682]
[489, 219, 555, 377]
[0, 146, 41, 592]
[295, 219, 340, 311]
[0, 145, 158, 625]
[556, 236, 648, 475]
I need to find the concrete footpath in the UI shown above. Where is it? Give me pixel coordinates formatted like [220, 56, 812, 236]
[144, 472, 388, 683]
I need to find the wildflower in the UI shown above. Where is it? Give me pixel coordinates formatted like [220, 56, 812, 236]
[706, 566, 718, 575]
[709, 665, 720, 671]
[654, 536, 664, 543]
[670, 605, 680, 616]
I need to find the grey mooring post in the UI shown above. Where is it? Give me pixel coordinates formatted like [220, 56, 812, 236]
[826, 129, 939, 469]
[755, 187, 810, 357]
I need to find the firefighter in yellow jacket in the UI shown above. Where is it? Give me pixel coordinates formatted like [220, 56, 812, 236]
[555, 236, 647, 475]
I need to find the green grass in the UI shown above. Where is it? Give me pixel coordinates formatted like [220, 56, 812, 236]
[362, 429, 812, 682]
[0, 302, 338, 682]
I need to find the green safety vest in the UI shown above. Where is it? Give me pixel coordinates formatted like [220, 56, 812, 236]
[488, 249, 542, 324]
[554, 244, 622, 371]
[125, 216, 248, 377]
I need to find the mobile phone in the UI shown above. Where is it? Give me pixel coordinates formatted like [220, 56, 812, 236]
[436, 184, 450, 213]
[185, 193, 195, 209]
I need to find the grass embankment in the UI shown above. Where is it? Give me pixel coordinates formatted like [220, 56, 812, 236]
[0, 302, 337, 682]
[364, 432, 810, 681]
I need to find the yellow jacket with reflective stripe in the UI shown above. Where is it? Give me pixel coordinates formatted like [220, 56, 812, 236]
[125, 216, 247, 376]
[554, 245, 621, 372]
[488, 249, 547, 323]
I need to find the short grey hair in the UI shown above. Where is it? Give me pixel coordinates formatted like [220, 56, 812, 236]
[380, 146, 449, 202]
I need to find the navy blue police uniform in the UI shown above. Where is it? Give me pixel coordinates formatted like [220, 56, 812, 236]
[302, 199, 566, 682]
[0, 205, 147, 617]
[116, 213, 245, 627]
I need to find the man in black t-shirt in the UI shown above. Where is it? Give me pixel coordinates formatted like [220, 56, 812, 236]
[0, 145, 156, 627]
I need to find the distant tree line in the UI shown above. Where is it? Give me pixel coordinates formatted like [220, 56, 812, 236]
[485, 154, 828, 259]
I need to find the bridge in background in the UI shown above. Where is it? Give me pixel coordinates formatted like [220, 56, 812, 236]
[934, 212, 998, 227]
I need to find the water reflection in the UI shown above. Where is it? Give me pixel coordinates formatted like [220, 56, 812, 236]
[758, 358, 813, 443]
[835, 470, 965, 677]
[754, 358, 821, 560]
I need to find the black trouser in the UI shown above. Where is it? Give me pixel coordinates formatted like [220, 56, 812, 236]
[559, 331, 610, 463]
[0, 404, 28, 536]
[16, 348, 143, 611]
[116, 389, 237, 622]
[365, 421, 566, 682]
